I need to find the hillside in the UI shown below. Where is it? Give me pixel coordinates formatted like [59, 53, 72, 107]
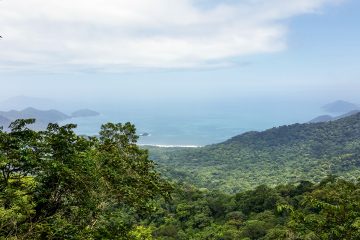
[309, 110, 360, 123]
[148, 113, 360, 193]
[0, 115, 11, 128]
[308, 114, 333, 123]
[1, 119, 359, 239]
[0, 107, 70, 130]
[0, 107, 102, 130]
[1, 107, 70, 122]
[322, 100, 359, 113]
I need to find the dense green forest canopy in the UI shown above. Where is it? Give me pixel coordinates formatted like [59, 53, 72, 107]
[149, 177, 360, 240]
[0, 119, 171, 239]
[1, 118, 360, 239]
[148, 113, 360, 193]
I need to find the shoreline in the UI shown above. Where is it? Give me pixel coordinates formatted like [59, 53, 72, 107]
[139, 144, 202, 148]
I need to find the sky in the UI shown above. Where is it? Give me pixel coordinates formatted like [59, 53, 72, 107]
[0, 0, 360, 107]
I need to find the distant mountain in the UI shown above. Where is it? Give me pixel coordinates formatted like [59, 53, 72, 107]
[0, 107, 69, 123]
[0, 96, 58, 110]
[0, 107, 70, 130]
[71, 109, 100, 118]
[322, 100, 359, 113]
[0, 115, 11, 129]
[0, 107, 102, 131]
[148, 113, 360, 193]
[309, 110, 360, 123]
[308, 115, 333, 123]
[335, 110, 360, 120]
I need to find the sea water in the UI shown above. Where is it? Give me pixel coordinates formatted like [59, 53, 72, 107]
[60, 99, 326, 146]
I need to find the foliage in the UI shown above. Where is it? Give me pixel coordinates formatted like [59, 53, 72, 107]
[149, 178, 360, 240]
[147, 113, 360, 192]
[0, 119, 171, 239]
[285, 177, 360, 239]
[1, 117, 360, 239]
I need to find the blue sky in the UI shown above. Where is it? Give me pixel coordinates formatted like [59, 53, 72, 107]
[0, 0, 359, 106]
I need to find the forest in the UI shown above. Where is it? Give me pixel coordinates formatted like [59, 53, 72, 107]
[0, 118, 360, 239]
[148, 177, 360, 239]
[148, 113, 360, 193]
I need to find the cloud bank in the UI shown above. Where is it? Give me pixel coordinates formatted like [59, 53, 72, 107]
[0, 0, 342, 72]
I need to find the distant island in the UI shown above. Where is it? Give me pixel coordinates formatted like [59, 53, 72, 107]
[309, 100, 360, 123]
[0, 107, 100, 130]
[309, 109, 360, 123]
[139, 132, 150, 137]
[71, 109, 100, 118]
[322, 100, 359, 113]
[0, 107, 70, 130]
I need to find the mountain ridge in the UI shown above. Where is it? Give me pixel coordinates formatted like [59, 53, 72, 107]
[0, 107, 100, 130]
[322, 100, 359, 113]
[148, 113, 360, 192]
[309, 109, 360, 123]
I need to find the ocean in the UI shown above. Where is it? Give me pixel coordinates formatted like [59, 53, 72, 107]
[60, 99, 326, 146]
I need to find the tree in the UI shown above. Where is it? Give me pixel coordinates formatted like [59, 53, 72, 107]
[0, 119, 171, 239]
[284, 177, 360, 239]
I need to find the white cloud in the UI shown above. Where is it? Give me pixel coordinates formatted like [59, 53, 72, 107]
[0, 0, 342, 72]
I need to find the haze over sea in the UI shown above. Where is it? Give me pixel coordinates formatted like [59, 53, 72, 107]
[59, 97, 328, 146]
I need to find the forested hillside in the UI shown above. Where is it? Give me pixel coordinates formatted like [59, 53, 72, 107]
[1, 119, 360, 239]
[148, 113, 360, 192]
[149, 177, 360, 239]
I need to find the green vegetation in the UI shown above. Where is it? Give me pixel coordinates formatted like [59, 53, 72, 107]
[148, 113, 360, 193]
[1, 118, 360, 239]
[0, 119, 171, 239]
[148, 177, 360, 239]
